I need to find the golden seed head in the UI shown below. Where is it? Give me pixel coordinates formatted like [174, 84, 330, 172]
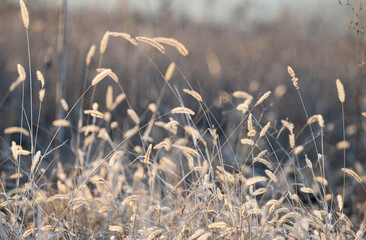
[287, 66, 295, 77]
[17, 63, 26, 81]
[86, 44, 96, 66]
[19, 0, 29, 28]
[336, 79, 345, 103]
[100, 31, 110, 54]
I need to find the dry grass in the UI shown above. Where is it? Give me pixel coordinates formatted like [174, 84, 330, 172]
[0, 1, 366, 240]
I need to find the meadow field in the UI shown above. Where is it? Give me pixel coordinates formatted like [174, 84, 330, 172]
[0, 0, 366, 239]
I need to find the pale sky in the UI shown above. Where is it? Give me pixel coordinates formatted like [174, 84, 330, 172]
[126, 0, 346, 24]
[14, 0, 349, 25]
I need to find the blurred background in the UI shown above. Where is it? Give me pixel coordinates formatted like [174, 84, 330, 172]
[1, 0, 366, 189]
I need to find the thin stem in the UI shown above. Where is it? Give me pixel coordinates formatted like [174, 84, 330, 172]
[341, 102, 346, 211]
[34, 97, 43, 155]
[297, 90, 320, 157]
[26, 29, 34, 154]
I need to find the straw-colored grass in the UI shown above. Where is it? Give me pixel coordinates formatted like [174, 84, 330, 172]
[0, 2, 365, 240]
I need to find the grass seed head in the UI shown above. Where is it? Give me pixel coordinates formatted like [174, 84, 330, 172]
[336, 79, 345, 103]
[19, 0, 29, 28]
